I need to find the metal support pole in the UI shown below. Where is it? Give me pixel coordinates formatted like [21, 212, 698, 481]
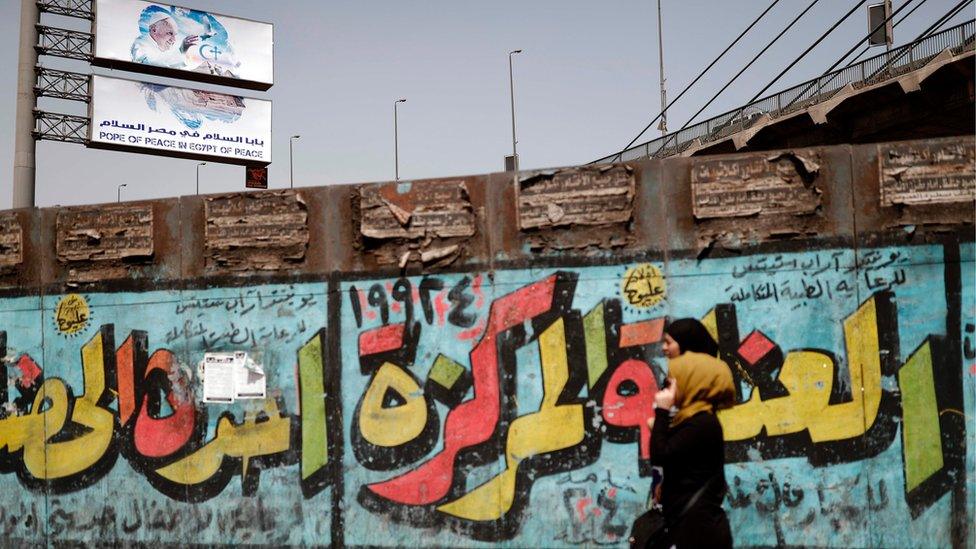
[657, 0, 668, 134]
[196, 162, 205, 195]
[289, 135, 300, 189]
[508, 50, 522, 175]
[394, 103, 399, 181]
[394, 98, 405, 181]
[13, 0, 38, 208]
[117, 184, 126, 203]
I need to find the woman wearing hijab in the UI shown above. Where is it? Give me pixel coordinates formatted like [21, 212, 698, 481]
[661, 317, 719, 358]
[649, 318, 735, 548]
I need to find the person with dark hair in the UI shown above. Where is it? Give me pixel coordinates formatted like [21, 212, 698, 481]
[662, 317, 719, 358]
[645, 318, 734, 548]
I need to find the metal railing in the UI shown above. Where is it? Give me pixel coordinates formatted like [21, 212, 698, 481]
[593, 19, 975, 164]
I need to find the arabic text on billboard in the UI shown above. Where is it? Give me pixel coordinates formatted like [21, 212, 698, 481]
[89, 75, 272, 164]
[94, 0, 273, 88]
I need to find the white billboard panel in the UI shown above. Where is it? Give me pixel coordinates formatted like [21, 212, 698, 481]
[89, 75, 272, 165]
[94, 0, 273, 89]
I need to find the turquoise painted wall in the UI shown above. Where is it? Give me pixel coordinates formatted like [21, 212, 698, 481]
[0, 242, 970, 547]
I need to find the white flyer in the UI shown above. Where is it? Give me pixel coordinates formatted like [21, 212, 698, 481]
[235, 353, 266, 399]
[202, 352, 238, 403]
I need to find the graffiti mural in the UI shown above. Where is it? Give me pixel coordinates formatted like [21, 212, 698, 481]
[340, 244, 970, 547]
[0, 285, 331, 545]
[0, 243, 969, 547]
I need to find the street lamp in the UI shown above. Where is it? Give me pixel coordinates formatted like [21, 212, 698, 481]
[657, 0, 668, 134]
[117, 183, 127, 203]
[508, 49, 522, 174]
[289, 135, 301, 189]
[196, 162, 206, 195]
[394, 98, 406, 181]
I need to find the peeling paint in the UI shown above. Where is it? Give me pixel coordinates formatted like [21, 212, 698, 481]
[359, 181, 475, 240]
[55, 205, 155, 283]
[518, 166, 636, 253]
[205, 191, 309, 272]
[0, 214, 23, 269]
[57, 205, 154, 262]
[879, 138, 975, 207]
[691, 153, 822, 220]
[518, 165, 634, 230]
[358, 180, 475, 267]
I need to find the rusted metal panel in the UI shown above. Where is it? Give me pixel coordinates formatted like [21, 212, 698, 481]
[879, 140, 975, 206]
[205, 190, 308, 271]
[691, 152, 822, 219]
[359, 180, 475, 240]
[665, 147, 852, 255]
[851, 136, 975, 235]
[511, 165, 639, 254]
[57, 205, 154, 262]
[356, 180, 477, 268]
[518, 165, 634, 229]
[0, 213, 23, 269]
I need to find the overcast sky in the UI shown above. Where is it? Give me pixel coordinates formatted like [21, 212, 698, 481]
[0, 0, 969, 208]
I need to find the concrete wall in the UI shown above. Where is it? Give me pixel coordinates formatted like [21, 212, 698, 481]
[0, 137, 971, 547]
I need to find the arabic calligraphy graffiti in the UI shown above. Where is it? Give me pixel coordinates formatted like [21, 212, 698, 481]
[341, 249, 967, 546]
[620, 263, 666, 309]
[54, 294, 92, 336]
[0, 244, 968, 547]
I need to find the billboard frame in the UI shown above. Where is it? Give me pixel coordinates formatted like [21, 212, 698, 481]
[86, 73, 273, 167]
[90, 0, 275, 91]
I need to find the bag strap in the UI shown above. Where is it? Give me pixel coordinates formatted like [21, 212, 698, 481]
[668, 474, 721, 527]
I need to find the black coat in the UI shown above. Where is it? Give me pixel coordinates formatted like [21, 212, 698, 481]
[651, 408, 733, 548]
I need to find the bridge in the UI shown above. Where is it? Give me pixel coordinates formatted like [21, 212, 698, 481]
[594, 19, 975, 163]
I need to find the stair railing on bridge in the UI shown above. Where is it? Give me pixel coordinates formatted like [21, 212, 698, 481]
[592, 19, 975, 164]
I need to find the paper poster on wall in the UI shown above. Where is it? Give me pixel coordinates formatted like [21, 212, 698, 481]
[89, 75, 272, 165]
[200, 351, 266, 403]
[235, 357, 266, 399]
[201, 352, 237, 403]
[93, 0, 274, 90]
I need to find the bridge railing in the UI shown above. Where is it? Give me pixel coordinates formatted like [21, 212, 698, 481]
[593, 19, 975, 164]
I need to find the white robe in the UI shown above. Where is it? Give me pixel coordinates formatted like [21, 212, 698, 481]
[130, 35, 188, 69]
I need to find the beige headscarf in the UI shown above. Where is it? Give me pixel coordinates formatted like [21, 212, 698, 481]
[668, 351, 736, 426]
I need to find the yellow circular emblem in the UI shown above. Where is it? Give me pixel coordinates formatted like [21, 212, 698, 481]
[621, 264, 666, 308]
[55, 294, 91, 336]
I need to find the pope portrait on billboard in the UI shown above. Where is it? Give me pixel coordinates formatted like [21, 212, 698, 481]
[130, 4, 241, 78]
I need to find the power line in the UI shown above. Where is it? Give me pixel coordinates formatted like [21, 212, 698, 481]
[649, 0, 823, 157]
[746, 0, 871, 104]
[843, 0, 932, 67]
[863, 0, 974, 80]
[912, 0, 973, 39]
[782, 0, 921, 111]
[606, 0, 784, 162]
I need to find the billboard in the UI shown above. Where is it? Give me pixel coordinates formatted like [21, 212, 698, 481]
[89, 75, 272, 165]
[93, 0, 273, 90]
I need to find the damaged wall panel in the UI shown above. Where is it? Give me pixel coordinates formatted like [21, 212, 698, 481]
[205, 190, 308, 271]
[0, 213, 23, 270]
[880, 140, 975, 207]
[691, 152, 822, 219]
[852, 136, 975, 234]
[516, 165, 636, 252]
[357, 180, 476, 268]
[686, 150, 837, 252]
[55, 205, 154, 282]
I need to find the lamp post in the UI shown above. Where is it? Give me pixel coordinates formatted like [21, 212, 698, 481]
[196, 162, 206, 195]
[508, 49, 522, 174]
[394, 98, 406, 181]
[289, 135, 300, 188]
[657, 0, 668, 134]
[117, 183, 126, 203]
